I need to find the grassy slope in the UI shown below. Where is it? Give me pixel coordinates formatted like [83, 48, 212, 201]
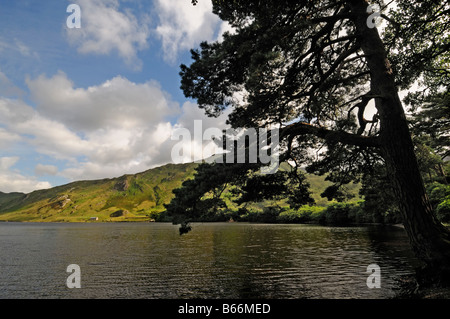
[0, 162, 360, 222]
[0, 163, 198, 222]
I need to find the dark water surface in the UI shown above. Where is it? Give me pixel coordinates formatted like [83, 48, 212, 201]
[0, 222, 419, 299]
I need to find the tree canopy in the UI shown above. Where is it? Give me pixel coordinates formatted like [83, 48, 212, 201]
[170, 0, 450, 285]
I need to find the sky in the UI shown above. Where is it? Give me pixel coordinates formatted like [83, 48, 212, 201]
[0, 0, 234, 193]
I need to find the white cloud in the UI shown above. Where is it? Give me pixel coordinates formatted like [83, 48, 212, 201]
[0, 127, 20, 149]
[177, 100, 229, 133]
[0, 157, 51, 193]
[0, 157, 19, 171]
[0, 97, 92, 160]
[65, 0, 233, 67]
[154, 0, 231, 62]
[66, 0, 151, 69]
[26, 71, 179, 132]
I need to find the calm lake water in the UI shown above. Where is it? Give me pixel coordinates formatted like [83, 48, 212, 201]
[0, 222, 419, 299]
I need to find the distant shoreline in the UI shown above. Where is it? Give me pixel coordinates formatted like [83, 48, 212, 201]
[0, 219, 404, 227]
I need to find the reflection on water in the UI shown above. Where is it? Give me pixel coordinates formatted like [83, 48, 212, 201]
[0, 222, 419, 299]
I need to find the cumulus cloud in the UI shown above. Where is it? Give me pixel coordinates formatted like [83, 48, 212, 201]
[0, 157, 51, 193]
[154, 0, 231, 62]
[0, 97, 92, 160]
[66, 0, 151, 69]
[26, 71, 179, 132]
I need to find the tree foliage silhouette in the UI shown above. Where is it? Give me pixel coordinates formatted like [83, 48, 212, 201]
[175, 0, 450, 285]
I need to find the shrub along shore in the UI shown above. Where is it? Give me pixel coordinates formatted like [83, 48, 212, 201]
[153, 201, 405, 226]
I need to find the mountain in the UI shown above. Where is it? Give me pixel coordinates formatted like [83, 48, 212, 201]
[0, 162, 360, 222]
[0, 163, 198, 222]
[0, 191, 27, 212]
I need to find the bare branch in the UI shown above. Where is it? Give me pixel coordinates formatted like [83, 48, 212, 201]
[380, 14, 401, 28]
[280, 121, 380, 148]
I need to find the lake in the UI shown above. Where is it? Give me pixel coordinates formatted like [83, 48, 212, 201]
[0, 222, 419, 299]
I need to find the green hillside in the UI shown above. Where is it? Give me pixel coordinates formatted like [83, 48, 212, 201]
[0, 163, 198, 222]
[0, 162, 360, 222]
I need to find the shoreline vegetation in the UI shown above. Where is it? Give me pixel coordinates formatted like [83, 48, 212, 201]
[0, 203, 446, 229]
[0, 162, 448, 227]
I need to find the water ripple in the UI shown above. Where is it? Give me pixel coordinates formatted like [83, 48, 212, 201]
[0, 222, 419, 299]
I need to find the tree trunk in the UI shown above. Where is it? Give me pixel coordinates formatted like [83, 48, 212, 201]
[350, 0, 450, 285]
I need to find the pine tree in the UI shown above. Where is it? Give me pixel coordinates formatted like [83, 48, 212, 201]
[180, 0, 450, 285]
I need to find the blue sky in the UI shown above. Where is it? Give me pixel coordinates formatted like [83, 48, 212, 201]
[0, 0, 232, 193]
